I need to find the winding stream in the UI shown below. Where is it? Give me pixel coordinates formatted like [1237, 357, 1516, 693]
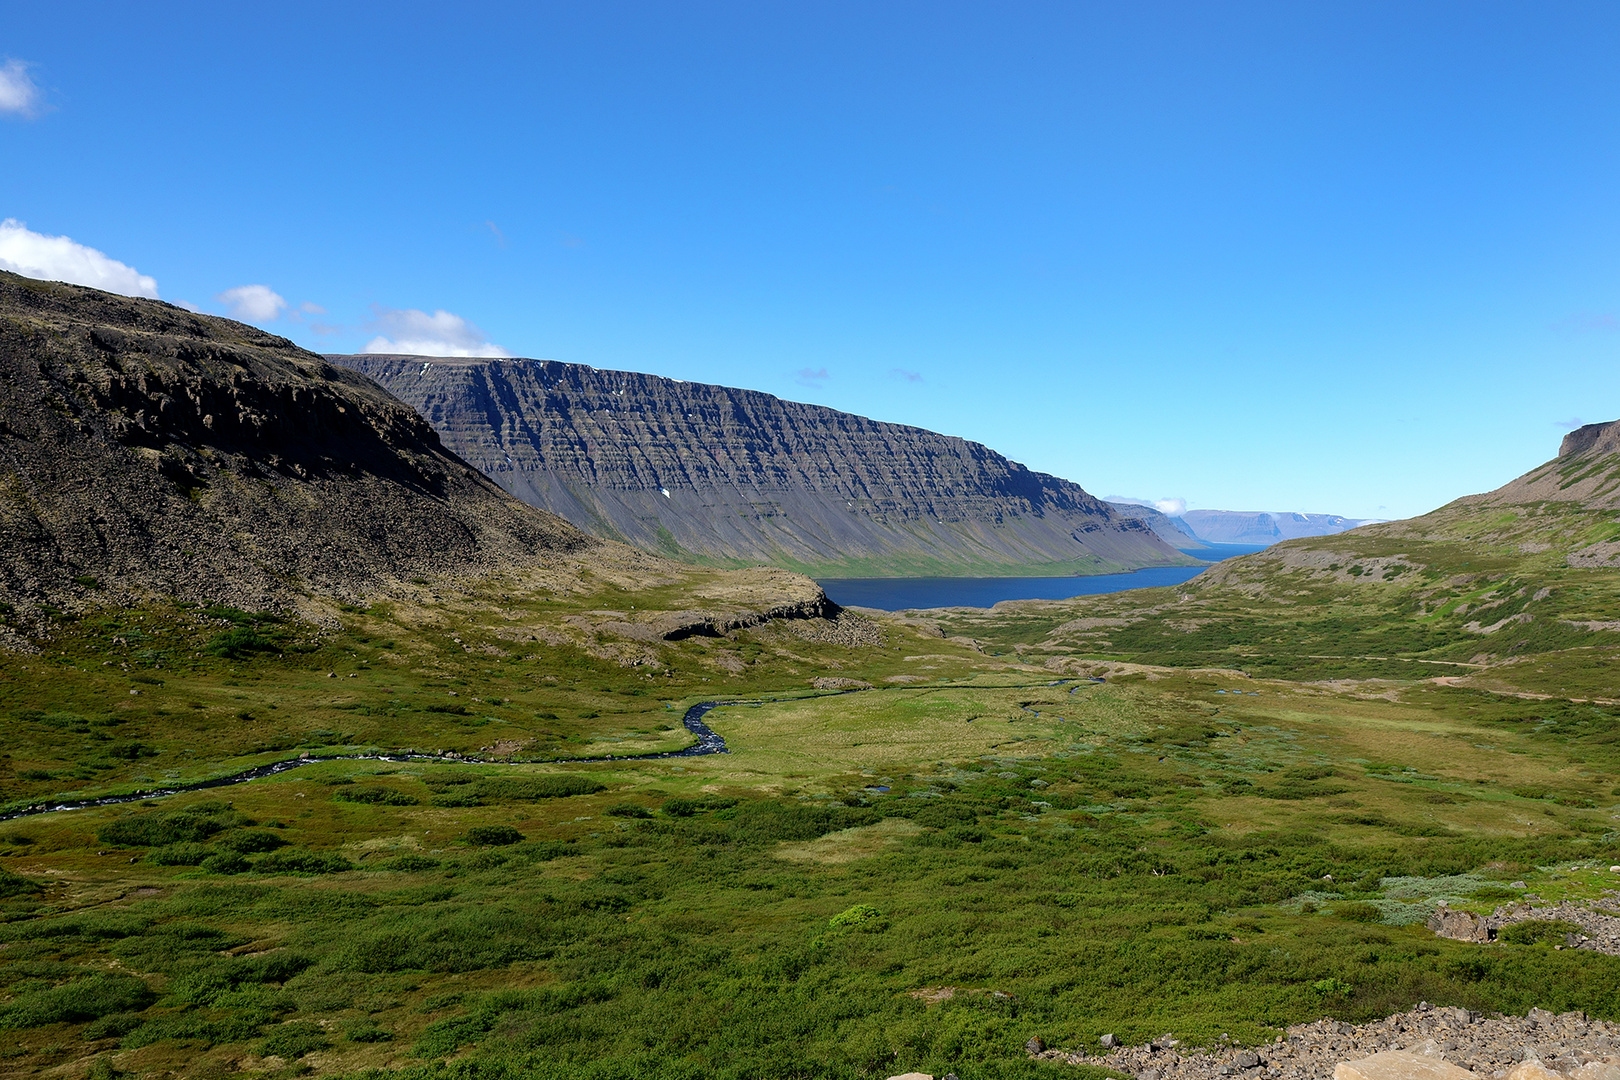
[0, 700, 735, 823]
[0, 680, 1085, 823]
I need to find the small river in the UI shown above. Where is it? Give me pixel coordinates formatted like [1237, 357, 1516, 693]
[818, 544, 1268, 611]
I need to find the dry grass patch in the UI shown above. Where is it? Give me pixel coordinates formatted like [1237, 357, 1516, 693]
[773, 816, 923, 864]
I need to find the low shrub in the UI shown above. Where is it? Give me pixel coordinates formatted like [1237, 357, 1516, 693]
[205, 627, 282, 660]
[385, 853, 441, 872]
[151, 843, 211, 866]
[258, 1021, 330, 1059]
[334, 787, 419, 807]
[662, 795, 739, 817]
[216, 830, 289, 854]
[200, 852, 250, 875]
[254, 849, 354, 875]
[1499, 920, 1582, 946]
[477, 776, 605, 801]
[0, 865, 40, 897]
[0, 974, 154, 1029]
[828, 904, 886, 931]
[97, 804, 244, 847]
[463, 826, 523, 847]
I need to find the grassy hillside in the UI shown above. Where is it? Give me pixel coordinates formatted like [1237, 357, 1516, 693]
[3, 577, 1620, 1079]
[936, 427, 1620, 689]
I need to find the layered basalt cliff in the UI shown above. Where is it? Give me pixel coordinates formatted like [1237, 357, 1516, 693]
[0, 272, 594, 618]
[333, 355, 1193, 577]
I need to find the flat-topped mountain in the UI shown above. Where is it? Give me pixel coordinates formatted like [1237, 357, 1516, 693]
[1105, 500, 1375, 548]
[333, 354, 1193, 578]
[0, 272, 599, 624]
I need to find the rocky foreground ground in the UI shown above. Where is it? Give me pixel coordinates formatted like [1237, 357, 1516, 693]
[886, 1003, 1620, 1080]
[1029, 1005, 1620, 1080]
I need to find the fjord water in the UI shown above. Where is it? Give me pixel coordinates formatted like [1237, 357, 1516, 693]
[818, 543, 1268, 610]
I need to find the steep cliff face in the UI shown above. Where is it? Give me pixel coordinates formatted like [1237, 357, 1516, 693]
[333, 355, 1193, 577]
[0, 272, 594, 618]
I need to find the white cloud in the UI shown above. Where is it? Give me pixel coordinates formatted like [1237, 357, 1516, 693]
[360, 306, 510, 357]
[0, 218, 159, 298]
[216, 284, 287, 322]
[1154, 497, 1187, 516]
[0, 60, 42, 118]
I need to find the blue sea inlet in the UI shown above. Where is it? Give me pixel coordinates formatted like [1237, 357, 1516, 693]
[817, 544, 1267, 611]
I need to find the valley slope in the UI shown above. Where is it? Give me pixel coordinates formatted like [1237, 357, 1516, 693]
[0, 272, 829, 644]
[334, 354, 1194, 578]
[943, 422, 1620, 689]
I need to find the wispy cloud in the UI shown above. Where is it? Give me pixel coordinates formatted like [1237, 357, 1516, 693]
[794, 367, 829, 388]
[485, 220, 506, 248]
[0, 60, 43, 119]
[361, 306, 511, 357]
[216, 284, 287, 323]
[889, 368, 923, 383]
[1556, 417, 1587, 431]
[0, 219, 158, 297]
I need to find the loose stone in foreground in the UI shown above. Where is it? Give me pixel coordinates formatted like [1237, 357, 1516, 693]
[1335, 1051, 1479, 1080]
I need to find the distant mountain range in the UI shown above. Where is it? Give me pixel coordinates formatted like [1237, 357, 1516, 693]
[333, 355, 1195, 578]
[1105, 500, 1379, 548]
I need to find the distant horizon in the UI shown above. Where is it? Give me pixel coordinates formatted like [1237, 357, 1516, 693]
[5, 3, 1617, 521]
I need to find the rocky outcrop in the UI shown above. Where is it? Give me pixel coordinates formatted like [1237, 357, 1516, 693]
[1428, 905, 1492, 943]
[0, 272, 594, 620]
[1559, 421, 1620, 460]
[1461, 419, 1620, 513]
[332, 355, 1194, 577]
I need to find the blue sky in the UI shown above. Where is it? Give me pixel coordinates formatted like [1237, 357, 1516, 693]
[3, 2, 1618, 521]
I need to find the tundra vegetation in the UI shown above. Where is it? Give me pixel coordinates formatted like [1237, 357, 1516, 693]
[7, 260, 1620, 1080]
[3, 536, 1620, 1080]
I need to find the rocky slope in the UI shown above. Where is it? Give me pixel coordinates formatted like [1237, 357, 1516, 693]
[0, 272, 608, 625]
[333, 355, 1193, 578]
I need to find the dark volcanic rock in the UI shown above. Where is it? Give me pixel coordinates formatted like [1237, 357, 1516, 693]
[0, 272, 592, 622]
[332, 355, 1193, 576]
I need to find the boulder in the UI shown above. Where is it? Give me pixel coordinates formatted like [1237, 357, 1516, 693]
[1572, 1064, 1620, 1080]
[1101, 1034, 1120, 1049]
[1428, 906, 1491, 943]
[1334, 1051, 1478, 1080]
[1504, 1062, 1562, 1080]
[1026, 1036, 1047, 1054]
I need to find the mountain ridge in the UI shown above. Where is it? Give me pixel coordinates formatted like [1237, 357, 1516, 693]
[1106, 499, 1377, 547]
[0, 273, 831, 644]
[332, 354, 1195, 578]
